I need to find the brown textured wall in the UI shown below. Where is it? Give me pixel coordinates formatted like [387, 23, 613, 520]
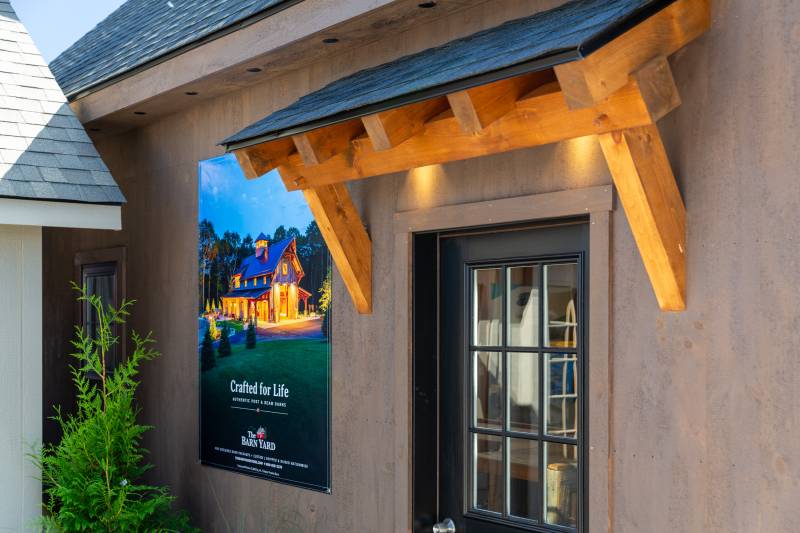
[43, 0, 800, 531]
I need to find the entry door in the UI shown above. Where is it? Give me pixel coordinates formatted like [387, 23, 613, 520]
[436, 221, 587, 533]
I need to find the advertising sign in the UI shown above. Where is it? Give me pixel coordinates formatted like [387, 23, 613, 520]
[198, 154, 331, 492]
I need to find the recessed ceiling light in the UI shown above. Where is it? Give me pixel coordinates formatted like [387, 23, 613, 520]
[322, 37, 339, 44]
[134, 111, 146, 115]
[185, 91, 199, 96]
[247, 67, 262, 73]
[418, 1, 437, 8]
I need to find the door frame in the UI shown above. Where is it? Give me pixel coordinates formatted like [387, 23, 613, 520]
[393, 185, 613, 533]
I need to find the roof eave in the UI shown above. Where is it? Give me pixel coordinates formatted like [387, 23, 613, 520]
[222, 48, 581, 151]
[60, 0, 304, 101]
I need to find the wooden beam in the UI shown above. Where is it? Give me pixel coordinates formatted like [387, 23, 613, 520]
[554, 0, 710, 108]
[632, 56, 681, 123]
[302, 183, 372, 313]
[292, 119, 364, 166]
[361, 97, 448, 151]
[232, 137, 295, 178]
[277, 76, 677, 191]
[447, 71, 555, 133]
[599, 124, 686, 310]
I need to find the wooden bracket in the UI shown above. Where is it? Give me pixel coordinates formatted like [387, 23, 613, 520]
[597, 59, 685, 310]
[599, 125, 685, 310]
[301, 183, 372, 314]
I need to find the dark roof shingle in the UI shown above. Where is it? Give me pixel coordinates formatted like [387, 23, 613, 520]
[51, 0, 292, 97]
[223, 0, 671, 148]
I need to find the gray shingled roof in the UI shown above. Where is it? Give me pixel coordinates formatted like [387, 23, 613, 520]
[50, 0, 290, 98]
[223, 0, 671, 148]
[0, 1, 124, 204]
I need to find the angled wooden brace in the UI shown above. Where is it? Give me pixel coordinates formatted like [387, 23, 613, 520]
[300, 182, 372, 314]
[596, 59, 687, 310]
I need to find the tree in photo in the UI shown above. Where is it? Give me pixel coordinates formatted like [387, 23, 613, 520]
[200, 324, 215, 371]
[36, 285, 196, 532]
[319, 268, 332, 339]
[198, 219, 219, 310]
[218, 323, 232, 358]
[245, 320, 256, 349]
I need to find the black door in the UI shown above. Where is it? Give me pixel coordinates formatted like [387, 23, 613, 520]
[418, 220, 588, 533]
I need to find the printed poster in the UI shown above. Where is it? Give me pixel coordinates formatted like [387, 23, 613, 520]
[198, 154, 331, 492]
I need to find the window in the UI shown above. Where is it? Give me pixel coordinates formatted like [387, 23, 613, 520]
[470, 261, 581, 530]
[282, 262, 288, 276]
[74, 247, 126, 376]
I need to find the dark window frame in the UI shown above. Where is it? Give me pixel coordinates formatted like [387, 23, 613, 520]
[74, 247, 127, 376]
[464, 256, 585, 532]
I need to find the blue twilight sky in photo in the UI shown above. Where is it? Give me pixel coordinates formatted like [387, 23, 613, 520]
[12, 0, 127, 63]
[199, 154, 314, 240]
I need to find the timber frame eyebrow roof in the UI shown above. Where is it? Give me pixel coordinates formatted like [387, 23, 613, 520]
[228, 0, 710, 315]
[223, 0, 673, 149]
[50, 0, 297, 99]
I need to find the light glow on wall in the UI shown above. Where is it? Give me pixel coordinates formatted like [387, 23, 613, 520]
[407, 163, 445, 208]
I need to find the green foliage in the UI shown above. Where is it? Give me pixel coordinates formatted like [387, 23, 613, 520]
[218, 324, 232, 358]
[319, 268, 332, 339]
[245, 320, 256, 349]
[37, 284, 196, 532]
[318, 268, 331, 315]
[200, 325, 215, 372]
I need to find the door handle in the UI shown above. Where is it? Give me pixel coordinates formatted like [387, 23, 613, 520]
[432, 518, 455, 533]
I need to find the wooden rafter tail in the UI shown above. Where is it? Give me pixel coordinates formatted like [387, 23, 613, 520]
[446, 70, 556, 133]
[232, 137, 295, 179]
[361, 97, 448, 151]
[302, 183, 372, 314]
[553, 0, 710, 109]
[599, 125, 685, 310]
[292, 118, 364, 166]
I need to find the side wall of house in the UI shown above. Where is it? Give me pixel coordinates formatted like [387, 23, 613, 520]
[43, 0, 800, 531]
[0, 224, 41, 531]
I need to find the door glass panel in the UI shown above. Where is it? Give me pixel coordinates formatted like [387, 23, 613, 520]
[508, 438, 540, 520]
[544, 442, 578, 528]
[462, 259, 581, 529]
[473, 351, 502, 429]
[508, 352, 539, 433]
[545, 353, 578, 439]
[474, 434, 503, 513]
[473, 268, 503, 346]
[507, 266, 539, 347]
[544, 263, 578, 348]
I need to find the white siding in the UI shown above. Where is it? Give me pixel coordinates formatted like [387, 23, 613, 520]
[0, 224, 41, 531]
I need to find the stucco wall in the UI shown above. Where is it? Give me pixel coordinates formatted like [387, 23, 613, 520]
[43, 0, 800, 531]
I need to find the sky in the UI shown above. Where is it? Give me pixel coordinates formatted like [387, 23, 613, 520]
[11, 0, 126, 63]
[199, 154, 314, 240]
